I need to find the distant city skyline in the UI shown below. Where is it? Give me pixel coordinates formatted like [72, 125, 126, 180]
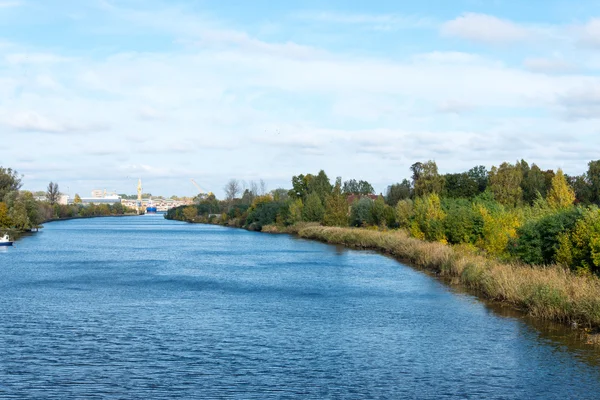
[3, 0, 600, 198]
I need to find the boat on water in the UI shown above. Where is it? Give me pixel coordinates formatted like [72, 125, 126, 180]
[0, 234, 13, 246]
[146, 199, 157, 214]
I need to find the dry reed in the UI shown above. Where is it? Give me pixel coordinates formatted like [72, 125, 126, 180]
[291, 225, 600, 329]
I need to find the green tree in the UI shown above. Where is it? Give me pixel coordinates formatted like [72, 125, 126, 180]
[287, 198, 304, 225]
[0, 167, 22, 201]
[370, 196, 387, 227]
[547, 169, 575, 209]
[271, 188, 289, 202]
[567, 174, 592, 204]
[8, 200, 30, 230]
[182, 206, 198, 221]
[444, 173, 478, 199]
[467, 165, 488, 193]
[395, 199, 414, 228]
[488, 162, 523, 207]
[385, 179, 411, 206]
[343, 179, 374, 195]
[289, 174, 313, 199]
[302, 192, 325, 222]
[412, 160, 444, 197]
[0, 202, 10, 227]
[308, 170, 333, 202]
[587, 160, 600, 204]
[349, 198, 373, 227]
[521, 164, 548, 205]
[412, 193, 446, 242]
[46, 182, 60, 205]
[324, 178, 349, 227]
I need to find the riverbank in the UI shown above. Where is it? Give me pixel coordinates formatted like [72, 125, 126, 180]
[259, 223, 600, 335]
[42, 213, 140, 224]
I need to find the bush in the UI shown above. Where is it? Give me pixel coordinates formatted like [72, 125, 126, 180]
[349, 198, 373, 227]
[513, 207, 583, 265]
[442, 198, 483, 245]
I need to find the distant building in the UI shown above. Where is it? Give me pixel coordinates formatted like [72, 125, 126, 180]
[76, 190, 121, 205]
[78, 196, 121, 205]
[58, 195, 70, 205]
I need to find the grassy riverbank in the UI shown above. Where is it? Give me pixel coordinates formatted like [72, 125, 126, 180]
[263, 223, 600, 331]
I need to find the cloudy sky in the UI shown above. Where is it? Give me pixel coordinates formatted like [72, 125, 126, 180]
[2, 0, 600, 198]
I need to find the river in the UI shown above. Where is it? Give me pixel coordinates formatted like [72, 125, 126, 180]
[1, 215, 600, 399]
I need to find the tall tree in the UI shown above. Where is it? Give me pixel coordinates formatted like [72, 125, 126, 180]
[521, 164, 548, 204]
[0, 167, 22, 201]
[324, 178, 349, 226]
[271, 188, 289, 202]
[370, 196, 387, 227]
[444, 173, 478, 199]
[467, 165, 488, 193]
[289, 174, 313, 199]
[302, 192, 325, 222]
[0, 202, 10, 227]
[357, 180, 374, 195]
[412, 160, 444, 197]
[385, 179, 412, 206]
[587, 160, 600, 204]
[308, 170, 333, 202]
[343, 179, 374, 195]
[547, 169, 575, 209]
[488, 162, 523, 207]
[224, 179, 241, 201]
[46, 182, 60, 205]
[567, 174, 592, 204]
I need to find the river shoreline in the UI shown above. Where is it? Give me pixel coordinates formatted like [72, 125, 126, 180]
[42, 213, 140, 225]
[183, 219, 600, 343]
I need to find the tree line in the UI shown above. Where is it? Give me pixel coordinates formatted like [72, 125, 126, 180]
[166, 159, 600, 275]
[0, 167, 133, 232]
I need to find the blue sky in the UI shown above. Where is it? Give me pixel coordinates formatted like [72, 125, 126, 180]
[2, 0, 600, 197]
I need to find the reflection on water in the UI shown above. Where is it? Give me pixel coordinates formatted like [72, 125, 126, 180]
[1, 216, 600, 399]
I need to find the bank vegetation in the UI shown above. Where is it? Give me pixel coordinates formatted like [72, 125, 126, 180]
[166, 159, 600, 330]
[0, 166, 134, 233]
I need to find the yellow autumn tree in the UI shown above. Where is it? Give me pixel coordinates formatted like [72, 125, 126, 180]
[0, 202, 10, 227]
[182, 206, 198, 221]
[547, 169, 575, 209]
[413, 193, 446, 242]
[475, 205, 521, 257]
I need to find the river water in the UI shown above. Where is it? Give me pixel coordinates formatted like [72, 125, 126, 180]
[1, 216, 600, 399]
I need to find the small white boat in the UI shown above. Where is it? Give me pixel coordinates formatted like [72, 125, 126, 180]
[0, 234, 13, 246]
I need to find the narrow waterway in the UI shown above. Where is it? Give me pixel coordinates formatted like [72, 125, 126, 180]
[1, 216, 599, 399]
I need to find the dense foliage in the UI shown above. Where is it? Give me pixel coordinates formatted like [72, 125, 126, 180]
[166, 160, 600, 275]
[0, 167, 133, 232]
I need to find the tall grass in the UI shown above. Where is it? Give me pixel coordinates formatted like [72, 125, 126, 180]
[291, 225, 600, 329]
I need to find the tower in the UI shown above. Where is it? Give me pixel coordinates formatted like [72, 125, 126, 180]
[137, 178, 143, 214]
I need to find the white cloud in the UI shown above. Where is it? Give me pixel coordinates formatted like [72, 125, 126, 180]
[437, 100, 475, 114]
[4, 110, 109, 133]
[3, 2, 600, 196]
[138, 106, 164, 121]
[6, 111, 66, 133]
[294, 11, 435, 30]
[556, 86, 600, 119]
[0, 1, 21, 8]
[523, 57, 575, 74]
[441, 13, 532, 44]
[575, 18, 600, 48]
[5, 53, 73, 65]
